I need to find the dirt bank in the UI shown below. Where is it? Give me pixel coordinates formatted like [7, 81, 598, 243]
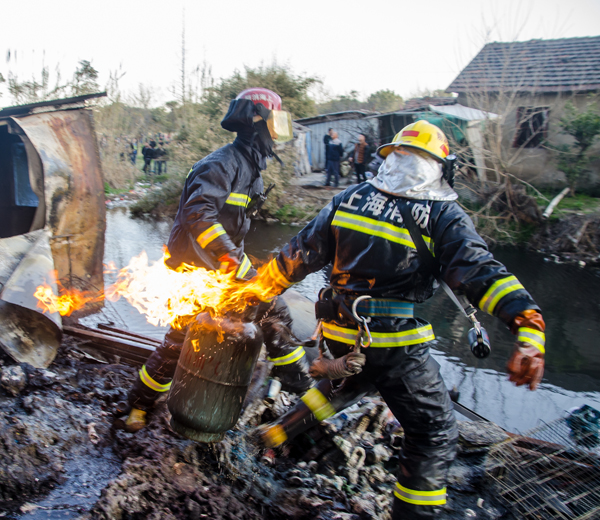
[0, 335, 515, 520]
[532, 214, 600, 267]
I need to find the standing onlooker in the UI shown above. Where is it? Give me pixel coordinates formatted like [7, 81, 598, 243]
[325, 131, 344, 187]
[323, 127, 333, 172]
[323, 128, 333, 150]
[349, 133, 371, 183]
[130, 140, 138, 165]
[142, 140, 157, 174]
[155, 141, 168, 174]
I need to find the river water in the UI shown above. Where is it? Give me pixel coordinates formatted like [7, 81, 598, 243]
[85, 207, 600, 433]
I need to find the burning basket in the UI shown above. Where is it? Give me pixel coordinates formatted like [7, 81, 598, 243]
[485, 405, 600, 519]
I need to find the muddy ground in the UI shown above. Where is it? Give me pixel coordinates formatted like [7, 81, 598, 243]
[531, 214, 600, 267]
[0, 335, 518, 520]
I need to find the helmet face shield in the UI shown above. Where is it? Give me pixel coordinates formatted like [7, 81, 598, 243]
[267, 110, 293, 143]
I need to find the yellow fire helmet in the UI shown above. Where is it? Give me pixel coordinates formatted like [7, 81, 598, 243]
[377, 120, 450, 163]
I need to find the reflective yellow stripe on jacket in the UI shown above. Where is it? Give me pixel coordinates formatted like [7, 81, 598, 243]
[301, 387, 336, 421]
[265, 258, 294, 289]
[517, 327, 546, 354]
[323, 322, 435, 347]
[332, 210, 433, 251]
[225, 192, 251, 208]
[139, 365, 171, 393]
[478, 275, 524, 315]
[197, 223, 226, 249]
[235, 253, 252, 280]
[394, 482, 447, 506]
[268, 346, 306, 366]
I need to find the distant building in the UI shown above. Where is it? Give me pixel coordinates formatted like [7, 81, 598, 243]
[295, 110, 378, 170]
[447, 36, 600, 189]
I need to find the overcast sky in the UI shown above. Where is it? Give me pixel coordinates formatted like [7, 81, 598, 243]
[1, 0, 599, 106]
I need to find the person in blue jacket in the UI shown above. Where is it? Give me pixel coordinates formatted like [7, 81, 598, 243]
[325, 131, 344, 187]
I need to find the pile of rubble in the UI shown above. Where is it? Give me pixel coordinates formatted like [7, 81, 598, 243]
[532, 214, 600, 267]
[0, 340, 515, 519]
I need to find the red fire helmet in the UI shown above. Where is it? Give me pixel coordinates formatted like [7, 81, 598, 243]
[236, 88, 282, 111]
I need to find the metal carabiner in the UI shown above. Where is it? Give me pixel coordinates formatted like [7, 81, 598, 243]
[360, 321, 373, 348]
[352, 295, 372, 324]
[352, 295, 373, 349]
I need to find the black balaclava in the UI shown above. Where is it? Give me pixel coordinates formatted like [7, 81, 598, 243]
[221, 98, 276, 171]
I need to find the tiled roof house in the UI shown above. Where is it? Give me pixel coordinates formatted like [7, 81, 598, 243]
[447, 36, 600, 94]
[446, 36, 600, 187]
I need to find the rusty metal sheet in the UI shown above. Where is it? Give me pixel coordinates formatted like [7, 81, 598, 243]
[0, 229, 61, 367]
[11, 109, 106, 297]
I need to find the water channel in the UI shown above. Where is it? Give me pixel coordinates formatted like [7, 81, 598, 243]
[84, 206, 600, 434]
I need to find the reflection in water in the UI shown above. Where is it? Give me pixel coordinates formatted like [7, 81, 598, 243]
[86, 209, 600, 432]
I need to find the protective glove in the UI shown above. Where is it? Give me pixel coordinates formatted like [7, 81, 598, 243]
[309, 352, 366, 380]
[218, 251, 240, 274]
[510, 309, 545, 335]
[506, 342, 545, 391]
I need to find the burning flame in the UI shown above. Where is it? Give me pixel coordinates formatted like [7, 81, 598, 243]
[34, 282, 104, 317]
[34, 251, 279, 327]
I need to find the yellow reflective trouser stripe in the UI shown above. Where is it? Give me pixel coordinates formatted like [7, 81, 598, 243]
[197, 223, 226, 248]
[518, 327, 546, 354]
[265, 424, 288, 447]
[478, 275, 524, 314]
[301, 388, 336, 421]
[394, 482, 447, 506]
[139, 365, 171, 392]
[322, 322, 435, 347]
[332, 210, 433, 251]
[235, 254, 252, 279]
[225, 192, 251, 207]
[267, 258, 293, 289]
[268, 346, 306, 366]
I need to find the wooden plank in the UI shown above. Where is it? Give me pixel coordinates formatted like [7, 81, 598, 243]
[63, 325, 155, 364]
[97, 323, 162, 346]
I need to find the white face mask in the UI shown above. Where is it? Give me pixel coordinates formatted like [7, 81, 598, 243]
[370, 149, 457, 201]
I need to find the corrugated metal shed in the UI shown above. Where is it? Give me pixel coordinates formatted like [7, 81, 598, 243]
[295, 111, 378, 170]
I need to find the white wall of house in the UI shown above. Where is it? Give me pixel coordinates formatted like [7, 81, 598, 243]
[457, 91, 600, 191]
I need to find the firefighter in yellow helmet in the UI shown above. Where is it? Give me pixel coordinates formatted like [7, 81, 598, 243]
[252, 120, 545, 520]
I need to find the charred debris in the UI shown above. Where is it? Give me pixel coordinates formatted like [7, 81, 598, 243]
[0, 324, 517, 520]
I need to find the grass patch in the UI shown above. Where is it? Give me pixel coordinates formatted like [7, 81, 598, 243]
[104, 182, 131, 196]
[534, 191, 600, 219]
[273, 204, 318, 224]
[130, 177, 185, 218]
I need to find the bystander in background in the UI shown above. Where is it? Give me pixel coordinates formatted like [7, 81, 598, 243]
[325, 131, 344, 187]
[349, 133, 371, 183]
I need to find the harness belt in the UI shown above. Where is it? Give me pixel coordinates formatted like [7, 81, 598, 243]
[354, 298, 414, 318]
[323, 322, 435, 348]
[317, 292, 415, 322]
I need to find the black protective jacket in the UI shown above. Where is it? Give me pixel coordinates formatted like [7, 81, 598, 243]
[271, 182, 539, 327]
[165, 136, 264, 271]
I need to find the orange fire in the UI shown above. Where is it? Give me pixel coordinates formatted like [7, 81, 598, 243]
[34, 251, 278, 327]
[34, 283, 104, 317]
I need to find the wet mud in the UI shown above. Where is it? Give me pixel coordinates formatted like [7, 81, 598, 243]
[0, 339, 516, 520]
[532, 214, 600, 267]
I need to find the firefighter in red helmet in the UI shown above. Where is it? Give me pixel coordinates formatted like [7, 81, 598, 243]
[122, 88, 312, 432]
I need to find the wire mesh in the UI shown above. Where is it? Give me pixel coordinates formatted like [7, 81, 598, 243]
[485, 407, 600, 519]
